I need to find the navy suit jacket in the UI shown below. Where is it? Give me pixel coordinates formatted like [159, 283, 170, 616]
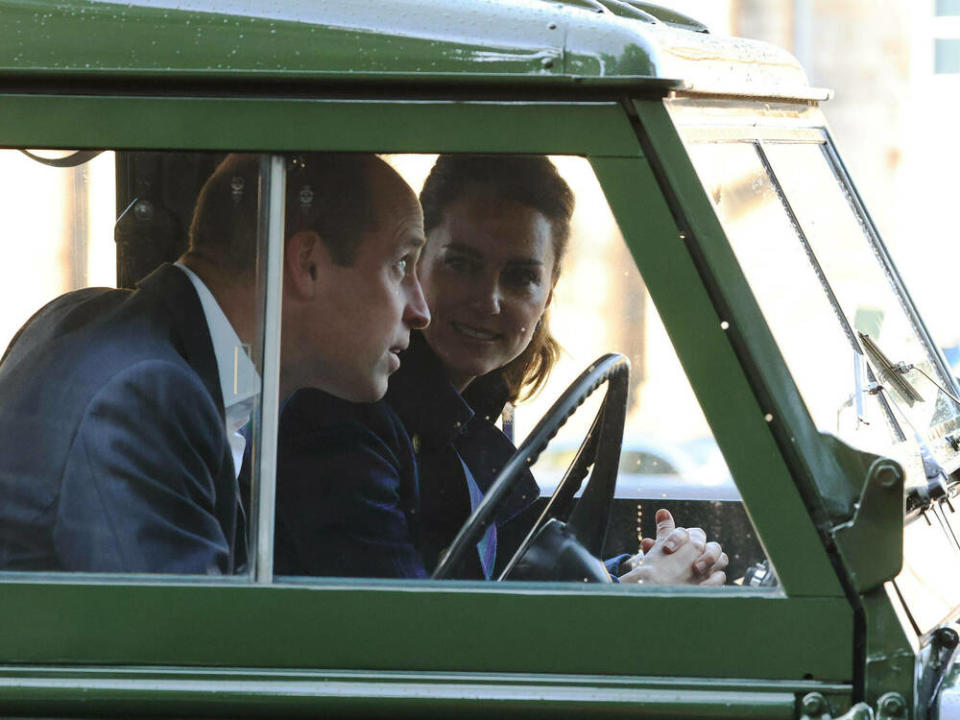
[274, 388, 425, 578]
[0, 264, 241, 574]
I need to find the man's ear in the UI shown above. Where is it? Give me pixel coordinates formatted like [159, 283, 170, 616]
[284, 230, 324, 299]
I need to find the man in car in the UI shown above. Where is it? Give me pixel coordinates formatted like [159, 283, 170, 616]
[0, 152, 429, 574]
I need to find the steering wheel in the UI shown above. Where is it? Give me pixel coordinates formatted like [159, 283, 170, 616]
[431, 353, 630, 581]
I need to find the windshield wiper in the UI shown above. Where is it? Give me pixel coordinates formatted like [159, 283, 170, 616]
[836, 348, 908, 445]
[858, 332, 925, 406]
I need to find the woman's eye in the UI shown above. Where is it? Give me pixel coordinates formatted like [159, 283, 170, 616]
[503, 268, 539, 289]
[395, 256, 409, 276]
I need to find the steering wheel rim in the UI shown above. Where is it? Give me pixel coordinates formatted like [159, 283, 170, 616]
[431, 353, 630, 580]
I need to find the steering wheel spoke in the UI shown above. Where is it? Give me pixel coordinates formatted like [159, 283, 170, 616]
[566, 373, 629, 555]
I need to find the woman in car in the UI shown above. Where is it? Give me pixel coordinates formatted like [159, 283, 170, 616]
[274, 154, 727, 584]
[385, 154, 582, 579]
[386, 155, 727, 582]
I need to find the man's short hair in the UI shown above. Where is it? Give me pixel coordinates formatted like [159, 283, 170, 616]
[188, 153, 378, 273]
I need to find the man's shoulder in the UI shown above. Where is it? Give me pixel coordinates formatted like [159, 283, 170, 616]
[0, 264, 217, 417]
[1, 287, 126, 363]
[3, 265, 196, 362]
[3, 290, 175, 379]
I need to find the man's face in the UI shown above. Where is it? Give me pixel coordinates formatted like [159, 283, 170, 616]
[292, 161, 430, 402]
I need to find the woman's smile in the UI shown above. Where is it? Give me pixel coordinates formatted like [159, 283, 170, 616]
[451, 321, 500, 342]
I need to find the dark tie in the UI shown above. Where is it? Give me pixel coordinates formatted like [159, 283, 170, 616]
[456, 453, 497, 579]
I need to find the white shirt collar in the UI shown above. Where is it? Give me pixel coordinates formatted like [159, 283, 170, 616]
[174, 263, 261, 413]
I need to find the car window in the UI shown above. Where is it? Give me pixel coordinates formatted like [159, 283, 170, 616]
[272, 153, 778, 589]
[0, 149, 271, 578]
[0, 148, 778, 590]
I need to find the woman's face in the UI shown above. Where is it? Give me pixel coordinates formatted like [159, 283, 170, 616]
[418, 190, 556, 391]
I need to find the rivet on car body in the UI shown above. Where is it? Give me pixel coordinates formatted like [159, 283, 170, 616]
[877, 692, 906, 718]
[800, 692, 826, 717]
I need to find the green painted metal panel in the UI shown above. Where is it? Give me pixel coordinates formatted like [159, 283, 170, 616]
[590, 153, 845, 598]
[0, 668, 811, 718]
[0, 581, 852, 681]
[0, 96, 639, 157]
[828, 444, 905, 594]
[0, 1, 818, 100]
[0, 0, 653, 79]
[861, 588, 917, 710]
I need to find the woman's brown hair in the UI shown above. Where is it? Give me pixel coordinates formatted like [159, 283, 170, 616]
[420, 155, 574, 402]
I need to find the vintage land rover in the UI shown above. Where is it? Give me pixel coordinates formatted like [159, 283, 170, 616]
[0, 0, 956, 718]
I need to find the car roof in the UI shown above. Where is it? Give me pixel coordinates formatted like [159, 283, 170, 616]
[0, 0, 825, 100]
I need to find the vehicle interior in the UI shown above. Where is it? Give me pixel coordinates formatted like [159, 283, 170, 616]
[0, 148, 772, 584]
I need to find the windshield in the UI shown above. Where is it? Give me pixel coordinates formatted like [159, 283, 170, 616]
[681, 138, 960, 483]
[764, 143, 960, 446]
[670, 108, 960, 632]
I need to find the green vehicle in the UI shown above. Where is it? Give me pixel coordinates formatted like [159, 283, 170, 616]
[0, 1, 957, 718]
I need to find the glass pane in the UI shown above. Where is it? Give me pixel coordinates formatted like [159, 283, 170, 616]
[272, 153, 777, 590]
[764, 142, 960, 473]
[0, 150, 270, 577]
[937, 0, 960, 16]
[935, 39, 960, 73]
[685, 141, 910, 463]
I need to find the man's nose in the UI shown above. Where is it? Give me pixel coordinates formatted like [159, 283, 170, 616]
[404, 276, 431, 329]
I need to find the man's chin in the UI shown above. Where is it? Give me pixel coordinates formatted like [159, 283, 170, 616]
[354, 377, 389, 404]
[323, 375, 387, 405]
